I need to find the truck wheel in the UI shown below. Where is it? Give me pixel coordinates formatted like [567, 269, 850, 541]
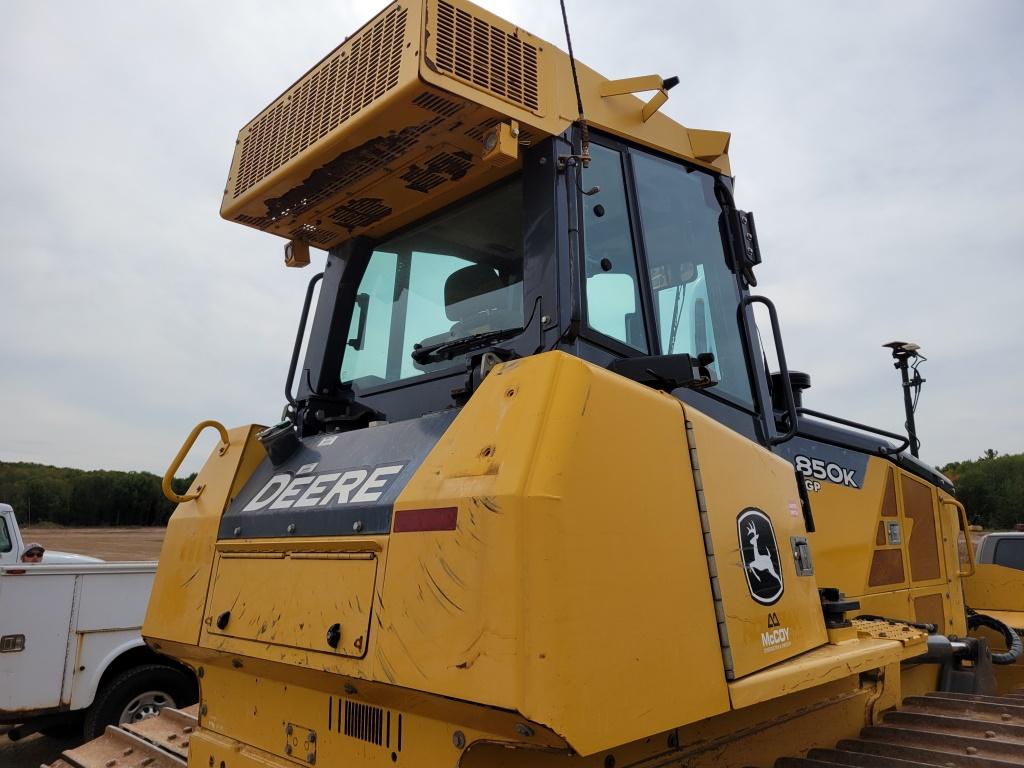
[83, 664, 197, 739]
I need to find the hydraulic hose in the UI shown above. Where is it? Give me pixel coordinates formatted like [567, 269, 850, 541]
[967, 609, 1023, 665]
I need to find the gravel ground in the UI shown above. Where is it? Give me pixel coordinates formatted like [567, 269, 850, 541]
[1, 731, 80, 768]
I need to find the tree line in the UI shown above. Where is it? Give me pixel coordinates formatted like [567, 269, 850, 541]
[0, 461, 196, 527]
[941, 450, 1024, 531]
[1, 450, 1020, 530]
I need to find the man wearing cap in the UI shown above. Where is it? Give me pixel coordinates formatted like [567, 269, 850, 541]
[21, 542, 45, 563]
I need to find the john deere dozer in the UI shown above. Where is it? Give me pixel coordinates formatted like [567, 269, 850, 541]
[51, 1, 1024, 766]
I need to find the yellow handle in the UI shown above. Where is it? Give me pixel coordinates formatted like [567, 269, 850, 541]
[162, 420, 230, 504]
[945, 499, 976, 578]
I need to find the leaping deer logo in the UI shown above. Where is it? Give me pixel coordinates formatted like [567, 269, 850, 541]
[745, 521, 781, 586]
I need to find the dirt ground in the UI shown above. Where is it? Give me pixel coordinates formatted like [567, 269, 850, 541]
[21, 526, 166, 560]
[0, 730, 79, 768]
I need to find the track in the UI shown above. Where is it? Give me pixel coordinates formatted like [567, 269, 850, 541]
[778, 691, 1024, 767]
[46, 692, 1024, 768]
[47, 704, 195, 768]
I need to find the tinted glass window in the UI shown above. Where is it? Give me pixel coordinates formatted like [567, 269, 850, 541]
[0, 517, 11, 553]
[582, 144, 647, 352]
[632, 151, 753, 405]
[340, 180, 524, 391]
[993, 538, 1024, 570]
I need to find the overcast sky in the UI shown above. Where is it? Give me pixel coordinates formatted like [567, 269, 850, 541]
[1, 0, 1022, 476]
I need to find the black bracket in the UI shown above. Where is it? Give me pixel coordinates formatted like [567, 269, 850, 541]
[607, 353, 716, 392]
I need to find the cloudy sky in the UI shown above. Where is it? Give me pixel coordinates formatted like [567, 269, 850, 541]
[1, 0, 1021, 475]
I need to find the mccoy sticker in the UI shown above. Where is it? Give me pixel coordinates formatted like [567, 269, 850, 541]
[738, 508, 784, 606]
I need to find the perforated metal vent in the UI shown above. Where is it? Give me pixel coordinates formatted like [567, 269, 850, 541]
[232, 5, 409, 200]
[434, 0, 539, 111]
[330, 198, 394, 231]
[400, 150, 473, 193]
[344, 700, 385, 745]
[263, 116, 443, 220]
[290, 224, 335, 245]
[234, 213, 272, 228]
[412, 91, 463, 116]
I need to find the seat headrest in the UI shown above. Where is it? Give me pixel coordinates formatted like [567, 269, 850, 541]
[444, 264, 503, 321]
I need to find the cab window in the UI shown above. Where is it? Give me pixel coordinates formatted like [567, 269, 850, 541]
[632, 151, 754, 406]
[340, 179, 524, 391]
[582, 144, 647, 352]
[0, 516, 11, 553]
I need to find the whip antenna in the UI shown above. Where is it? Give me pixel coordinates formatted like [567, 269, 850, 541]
[559, 0, 590, 166]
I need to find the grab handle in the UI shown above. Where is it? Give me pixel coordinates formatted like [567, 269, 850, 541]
[741, 295, 797, 445]
[944, 498, 976, 577]
[162, 420, 230, 504]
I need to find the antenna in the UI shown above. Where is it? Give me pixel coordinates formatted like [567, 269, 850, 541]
[883, 341, 926, 458]
[559, 0, 590, 167]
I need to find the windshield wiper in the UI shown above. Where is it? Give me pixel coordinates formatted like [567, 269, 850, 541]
[411, 327, 523, 365]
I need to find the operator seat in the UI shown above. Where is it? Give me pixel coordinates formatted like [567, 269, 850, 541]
[444, 264, 505, 327]
[412, 263, 518, 370]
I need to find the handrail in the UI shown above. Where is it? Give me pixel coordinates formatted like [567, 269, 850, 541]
[285, 271, 324, 406]
[742, 295, 797, 445]
[944, 498, 976, 577]
[162, 420, 230, 504]
[796, 406, 911, 455]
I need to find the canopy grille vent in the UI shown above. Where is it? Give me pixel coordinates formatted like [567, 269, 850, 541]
[232, 5, 409, 200]
[263, 116, 444, 220]
[412, 91, 463, 116]
[434, 0, 539, 111]
[330, 198, 394, 231]
[399, 150, 473, 193]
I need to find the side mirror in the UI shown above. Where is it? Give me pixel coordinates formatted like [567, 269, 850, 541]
[720, 208, 762, 287]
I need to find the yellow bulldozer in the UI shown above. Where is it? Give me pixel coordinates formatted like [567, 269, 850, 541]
[50, 1, 1024, 766]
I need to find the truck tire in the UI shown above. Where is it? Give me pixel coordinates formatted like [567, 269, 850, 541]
[83, 663, 197, 739]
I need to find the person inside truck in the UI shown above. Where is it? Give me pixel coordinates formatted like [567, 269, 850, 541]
[20, 542, 44, 562]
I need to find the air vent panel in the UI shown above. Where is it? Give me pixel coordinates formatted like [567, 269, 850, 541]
[231, 5, 409, 201]
[434, 0, 540, 112]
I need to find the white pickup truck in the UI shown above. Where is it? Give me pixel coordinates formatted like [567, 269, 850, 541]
[976, 531, 1024, 570]
[0, 503, 196, 741]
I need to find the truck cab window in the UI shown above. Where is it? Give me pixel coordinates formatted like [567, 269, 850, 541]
[0, 517, 10, 553]
[340, 179, 524, 391]
[632, 151, 754, 406]
[994, 538, 1024, 570]
[582, 144, 647, 352]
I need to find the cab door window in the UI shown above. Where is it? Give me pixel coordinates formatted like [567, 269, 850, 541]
[631, 151, 754, 406]
[582, 144, 648, 353]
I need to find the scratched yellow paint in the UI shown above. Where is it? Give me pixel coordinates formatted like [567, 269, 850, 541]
[380, 351, 732, 755]
[143, 424, 264, 647]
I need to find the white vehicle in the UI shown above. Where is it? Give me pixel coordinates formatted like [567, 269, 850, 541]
[0, 503, 196, 740]
[975, 531, 1024, 571]
[0, 503, 103, 566]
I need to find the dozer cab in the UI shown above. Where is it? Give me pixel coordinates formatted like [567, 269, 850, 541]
[49, 1, 1024, 767]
